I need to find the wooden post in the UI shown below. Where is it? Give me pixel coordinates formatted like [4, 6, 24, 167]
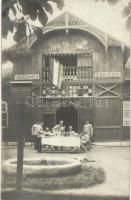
[16, 104, 25, 191]
[11, 81, 32, 191]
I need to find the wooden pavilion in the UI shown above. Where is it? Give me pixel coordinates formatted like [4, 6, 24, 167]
[2, 12, 130, 141]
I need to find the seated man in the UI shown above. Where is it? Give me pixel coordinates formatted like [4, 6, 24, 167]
[44, 127, 54, 136]
[42, 127, 54, 150]
[61, 126, 66, 136]
[68, 126, 77, 136]
[52, 120, 64, 136]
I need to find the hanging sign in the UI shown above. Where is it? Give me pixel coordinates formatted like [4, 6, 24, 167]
[123, 101, 130, 126]
[14, 74, 40, 80]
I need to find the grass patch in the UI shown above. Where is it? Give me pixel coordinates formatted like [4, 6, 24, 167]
[2, 166, 105, 191]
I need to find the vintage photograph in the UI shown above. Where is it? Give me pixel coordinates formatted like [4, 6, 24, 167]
[1, 0, 130, 200]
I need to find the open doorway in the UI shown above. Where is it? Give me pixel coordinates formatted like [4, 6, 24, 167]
[54, 54, 77, 66]
[56, 106, 78, 132]
[42, 113, 55, 130]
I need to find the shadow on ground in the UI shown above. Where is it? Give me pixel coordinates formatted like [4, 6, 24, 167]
[2, 190, 130, 200]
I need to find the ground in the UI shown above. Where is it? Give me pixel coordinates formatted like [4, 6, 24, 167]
[2, 145, 130, 199]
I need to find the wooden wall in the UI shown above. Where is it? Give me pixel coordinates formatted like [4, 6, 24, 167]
[78, 107, 94, 132]
[95, 98, 122, 141]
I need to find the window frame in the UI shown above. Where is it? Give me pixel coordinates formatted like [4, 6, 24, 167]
[2, 101, 8, 128]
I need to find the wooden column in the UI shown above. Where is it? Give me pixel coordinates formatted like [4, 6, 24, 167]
[16, 103, 25, 191]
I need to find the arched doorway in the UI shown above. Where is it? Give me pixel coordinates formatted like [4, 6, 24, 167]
[56, 106, 78, 132]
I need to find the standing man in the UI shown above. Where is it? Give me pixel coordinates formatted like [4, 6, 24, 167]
[52, 120, 64, 136]
[37, 122, 44, 152]
[82, 121, 93, 150]
[32, 121, 40, 150]
[83, 121, 93, 139]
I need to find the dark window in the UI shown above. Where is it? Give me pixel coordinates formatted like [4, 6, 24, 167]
[2, 101, 8, 128]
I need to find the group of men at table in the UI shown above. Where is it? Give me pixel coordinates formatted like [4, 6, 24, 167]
[32, 120, 93, 152]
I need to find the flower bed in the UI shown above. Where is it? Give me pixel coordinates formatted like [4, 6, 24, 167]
[2, 166, 106, 190]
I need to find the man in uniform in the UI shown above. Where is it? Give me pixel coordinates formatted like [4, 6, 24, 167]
[83, 121, 93, 139]
[81, 121, 93, 151]
[37, 122, 44, 152]
[52, 120, 64, 136]
[32, 121, 40, 150]
[68, 126, 78, 136]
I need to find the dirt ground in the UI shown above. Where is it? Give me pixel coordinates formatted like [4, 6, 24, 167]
[1, 145, 130, 198]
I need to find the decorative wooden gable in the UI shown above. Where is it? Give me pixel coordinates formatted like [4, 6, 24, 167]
[47, 12, 86, 27]
[45, 11, 122, 48]
[47, 13, 66, 26]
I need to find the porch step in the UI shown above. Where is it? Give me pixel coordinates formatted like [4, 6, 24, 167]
[2, 141, 130, 147]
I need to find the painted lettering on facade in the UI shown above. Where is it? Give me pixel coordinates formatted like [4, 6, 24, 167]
[14, 74, 40, 80]
[95, 72, 121, 78]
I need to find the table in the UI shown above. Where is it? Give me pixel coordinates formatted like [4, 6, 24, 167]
[41, 136, 81, 148]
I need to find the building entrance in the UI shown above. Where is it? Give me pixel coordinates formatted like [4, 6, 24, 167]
[43, 113, 55, 130]
[56, 106, 78, 132]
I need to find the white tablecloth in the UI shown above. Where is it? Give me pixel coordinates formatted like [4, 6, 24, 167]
[41, 136, 80, 148]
